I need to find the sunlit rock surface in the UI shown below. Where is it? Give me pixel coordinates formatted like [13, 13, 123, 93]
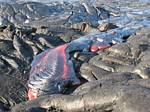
[0, 0, 149, 111]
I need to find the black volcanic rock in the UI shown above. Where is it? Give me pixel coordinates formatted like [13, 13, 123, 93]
[0, 0, 149, 111]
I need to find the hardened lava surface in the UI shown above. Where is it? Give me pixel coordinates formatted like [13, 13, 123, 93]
[0, 0, 149, 112]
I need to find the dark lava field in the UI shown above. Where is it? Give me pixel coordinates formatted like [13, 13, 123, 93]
[0, 0, 150, 112]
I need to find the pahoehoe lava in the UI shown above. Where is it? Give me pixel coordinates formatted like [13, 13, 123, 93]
[0, 0, 149, 112]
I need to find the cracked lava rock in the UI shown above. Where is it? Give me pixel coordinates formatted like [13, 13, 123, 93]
[0, 0, 149, 112]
